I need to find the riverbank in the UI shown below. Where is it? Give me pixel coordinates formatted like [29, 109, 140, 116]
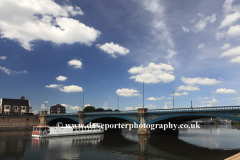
[0, 126, 33, 131]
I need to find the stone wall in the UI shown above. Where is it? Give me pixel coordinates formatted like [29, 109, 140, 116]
[0, 116, 39, 127]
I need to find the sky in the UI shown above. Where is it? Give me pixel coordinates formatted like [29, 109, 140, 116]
[1, 0, 240, 113]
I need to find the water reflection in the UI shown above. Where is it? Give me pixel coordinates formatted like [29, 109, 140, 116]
[32, 134, 104, 150]
[1, 125, 240, 160]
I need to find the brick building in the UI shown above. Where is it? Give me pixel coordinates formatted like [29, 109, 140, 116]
[0, 96, 31, 115]
[50, 104, 66, 114]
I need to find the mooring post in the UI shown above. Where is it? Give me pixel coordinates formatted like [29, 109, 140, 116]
[39, 111, 48, 126]
[78, 111, 84, 125]
[137, 108, 149, 134]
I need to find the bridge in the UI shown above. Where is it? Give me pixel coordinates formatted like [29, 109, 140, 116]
[38, 105, 240, 134]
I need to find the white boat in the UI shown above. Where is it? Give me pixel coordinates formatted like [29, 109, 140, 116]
[32, 122, 104, 138]
[32, 134, 104, 149]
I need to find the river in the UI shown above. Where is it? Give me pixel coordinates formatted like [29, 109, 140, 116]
[0, 125, 240, 160]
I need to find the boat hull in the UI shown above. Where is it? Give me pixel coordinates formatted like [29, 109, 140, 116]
[32, 130, 104, 138]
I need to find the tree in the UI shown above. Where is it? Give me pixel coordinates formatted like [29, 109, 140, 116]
[96, 108, 104, 112]
[114, 109, 120, 111]
[83, 106, 96, 112]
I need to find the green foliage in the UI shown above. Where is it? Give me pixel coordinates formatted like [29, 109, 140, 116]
[83, 106, 96, 112]
[96, 108, 104, 112]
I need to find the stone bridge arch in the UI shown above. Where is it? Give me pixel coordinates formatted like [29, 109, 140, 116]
[84, 115, 140, 125]
[46, 116, 79, 125]
[147, 113, 240, 124]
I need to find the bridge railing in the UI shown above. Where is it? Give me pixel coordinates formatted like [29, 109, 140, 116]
[46, 106, 240, 116]
[84, 110, 138, 115]
[148, 106, 240, 113]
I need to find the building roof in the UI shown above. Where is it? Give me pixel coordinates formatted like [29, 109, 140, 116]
[50, 104, 65, 108]
[2, 98, 29, 106]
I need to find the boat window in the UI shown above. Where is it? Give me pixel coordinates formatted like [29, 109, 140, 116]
[80, 128, 83, 131]
[73, 128, 76, 131]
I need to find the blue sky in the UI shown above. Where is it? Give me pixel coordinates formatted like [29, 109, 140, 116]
[0, 0, 240, 113]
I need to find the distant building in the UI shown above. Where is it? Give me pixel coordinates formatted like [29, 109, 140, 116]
[0, 96, 31, 115]
[50, 104, 66, 114]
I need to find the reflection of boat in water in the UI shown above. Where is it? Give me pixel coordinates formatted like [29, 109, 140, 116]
[32, 122, 104, 138]
[32, 134, 104, 150]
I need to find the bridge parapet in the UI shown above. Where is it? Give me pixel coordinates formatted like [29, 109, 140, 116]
[148, 106, 240, 113]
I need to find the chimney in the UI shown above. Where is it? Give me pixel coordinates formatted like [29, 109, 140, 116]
[20, 96, 25, 100]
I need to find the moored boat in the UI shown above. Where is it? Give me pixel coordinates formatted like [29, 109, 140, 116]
[32, 122, 104, 138]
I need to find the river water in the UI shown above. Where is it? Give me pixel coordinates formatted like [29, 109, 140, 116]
[1, 125, 240, 160]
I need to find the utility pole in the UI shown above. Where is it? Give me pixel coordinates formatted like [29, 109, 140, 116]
[83, 91, 84, 109]
[45, 98, 47, 111]
[118, 97, 119, 110]
[143, 82, 144, 108]
[172, 91, 174, 109]
[191, 100, 192, 109]
[79, 101, 81, 111]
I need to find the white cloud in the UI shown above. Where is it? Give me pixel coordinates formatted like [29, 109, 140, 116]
[0, 66, 28, 75]
[145, 104, 157, 109]
[172, 92, 189, 97]
[230, 56, 240, 63]
[166, 49, 177, 59]
[198, 43, 205, 49]
[61, 104, 79, 110]
[116, 88, 140, 97]
[223, 0, 234, 15]
[84, 104, 91, 107]
[125, 107, 134, 110]
[201, 98, 218, 104]
[193, 13, 216, 32]
[128, 63, 175, 83]
[164, 105, 168, 109]
[46, 84, 83, 93]
[124, 106, 141, 110]
[221, 43, 230, 50]
[215, 88, 237, 94]
[227, 25, 240, 37]
[164, 102, 172, 109]
[40, 104, 46, 109]
[219, 12, 240, 28]
[0, 0, 100, 50]
[181, 77, 222, 85]
[32, 110, 40, 115]
[182, 26, 190, 32]
[140, 0, 175, 59]
[60, 85, 83, 93]
[96, 42, 129, 58]
[56, 76, 68, 81]
[68, 59, 82, 69]
[220, 46, 240, 57]
[146, 96, 165, 100]
[0, 56, 7, 60]
[69, 106, 79, 110]
[61, 104, 69, 108]
[45, 84, 63, 89]
[177, 85, 200, 91]
[215, 31, 227, 40]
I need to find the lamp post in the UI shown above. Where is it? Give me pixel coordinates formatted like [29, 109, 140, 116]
[45, 98, 47, 111]
[172, 91, 174, 109]
[143, 82, 144, 108]
[118, 97, 119, 110]
[83, 91, 84, 110]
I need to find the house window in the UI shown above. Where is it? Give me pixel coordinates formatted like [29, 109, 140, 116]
[14, 106, 18, 110]
[5, 106, 9, 109]
[21, 106, 26, 110]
